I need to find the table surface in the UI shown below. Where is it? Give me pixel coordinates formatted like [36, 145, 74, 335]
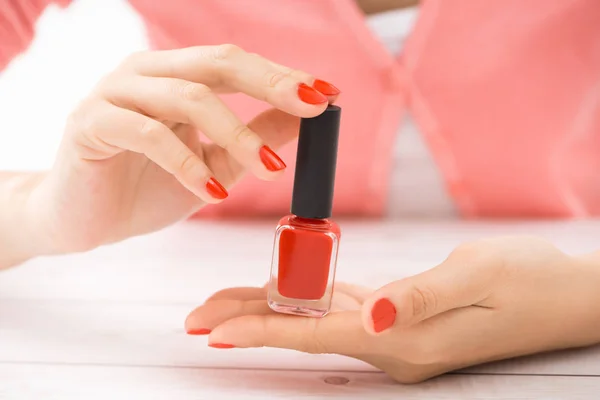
[1, 2, 598, 398]
[2, 219, 600, 399]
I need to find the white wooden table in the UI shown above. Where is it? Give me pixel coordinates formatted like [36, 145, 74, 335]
[2, 219, 600, 399]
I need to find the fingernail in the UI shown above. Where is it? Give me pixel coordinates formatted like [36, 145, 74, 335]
[259, 145, 286, 172]
[312, 79, 340, 96]
[371, 298, 396, 333]
[187, 328, 211, 335]
[206, 177, 228, 199]
[209, 343, 236, 349]
[298, 83, 327, 104]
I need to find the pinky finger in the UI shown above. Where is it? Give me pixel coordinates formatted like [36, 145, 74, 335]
[91, 104, 228, 203]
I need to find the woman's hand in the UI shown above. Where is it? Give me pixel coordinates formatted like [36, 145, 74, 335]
[184, 236, 600, 383]
[21, 45, 339, 258]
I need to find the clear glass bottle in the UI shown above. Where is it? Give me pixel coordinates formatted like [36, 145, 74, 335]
[267, 215, 341, 317]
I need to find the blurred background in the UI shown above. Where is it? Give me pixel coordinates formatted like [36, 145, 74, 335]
[0, 0, 418, 173]
[0, 0, 147, 171]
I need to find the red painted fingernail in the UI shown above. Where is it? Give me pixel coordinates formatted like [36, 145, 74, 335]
[298, 83, 327, 104]
[187, 328, 211, 335]
[312, 79, 340, 96]
[209, 343, 236, 349]
[371, 298, 396, 333]
[259, 145, 286, 172]
[205, 177, 228, 199]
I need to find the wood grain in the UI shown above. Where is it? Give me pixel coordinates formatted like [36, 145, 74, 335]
[2, 364, 599, 399]
[2, 220, 600, 398]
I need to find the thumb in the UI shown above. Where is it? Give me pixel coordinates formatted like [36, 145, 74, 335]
[361, 243, 501, 334]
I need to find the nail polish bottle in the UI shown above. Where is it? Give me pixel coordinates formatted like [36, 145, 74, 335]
[267, 105, 342, 318]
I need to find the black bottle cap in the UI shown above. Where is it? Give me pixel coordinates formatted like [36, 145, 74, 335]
[290, 105, 341, 219]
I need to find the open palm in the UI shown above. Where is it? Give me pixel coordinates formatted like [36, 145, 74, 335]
[186, 237, 600, 383]
[185, 282, 436, 383]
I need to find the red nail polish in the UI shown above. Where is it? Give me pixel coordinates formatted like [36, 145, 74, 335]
[187, 328, 211, 335]
[298, 83, 328, 104]
[209, 343, 235, 349]
[267, 106, 342, 318]
[312, 79, 340, 96]
[206, 177, 228, 199]
[371, 298, 397, 333]
[259, 145, 286, 172]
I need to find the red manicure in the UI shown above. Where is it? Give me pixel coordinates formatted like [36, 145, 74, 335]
[298, 83, 328, 104]
[187, 328, 211, 335]
[259, 145, 286, 172]
[371, 298, 396, 333]
[209, 343, 236, 349]
[206, 177, 228, 199]
[312, 79, 340, 96]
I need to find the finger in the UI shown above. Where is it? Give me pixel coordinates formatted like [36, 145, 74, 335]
[122, 45, 336, 117]
[104, 76, 287, 180]
[334, 282, 374, 303]
[185, 299, 272, 335]
[208, 311, 374, 356]
[84, 102, 228, 203]
[362, 243, 500, 334]
[406, 306, 502, 370]
[247, 108, 301, 150]
[203, 287, 267, 303]
[201, 108, 301, 186]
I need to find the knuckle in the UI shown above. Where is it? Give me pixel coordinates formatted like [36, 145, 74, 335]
[138, 119, 164, 146]
[451, 240, 485, 258]
[91, 72, 115, 94]
[177, 151, 200, 174]
[227, 124, 254, 149]
[264, 69, 292, 88]
[452, 240, 505, 271]
[66, 104, 97, 138]
[65, 101, 124, 158]
[213, 43, 243, 61]
[450, 240, 495, 266]
[409, 285, 438, 321]
[181, 82, 212, 103]
[120, 50, 146, 69]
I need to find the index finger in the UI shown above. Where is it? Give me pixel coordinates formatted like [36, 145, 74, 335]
[207, 311, 374, 356]
[124, 45, 339, 117]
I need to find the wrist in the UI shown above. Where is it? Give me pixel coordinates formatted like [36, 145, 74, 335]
[0, 172, 53, 269]
[562, 252, 600, 347]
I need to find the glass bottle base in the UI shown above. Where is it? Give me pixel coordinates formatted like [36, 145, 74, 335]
[267, 296, 330, 318]
[267, 215, 340, 318]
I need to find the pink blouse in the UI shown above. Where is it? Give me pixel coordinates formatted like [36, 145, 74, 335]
[3, 0, 599, 219]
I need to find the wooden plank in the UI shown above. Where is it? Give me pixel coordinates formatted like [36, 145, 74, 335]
[1, 220, 599, 302]
[0, 299, 371, 371]
[2, 220, 600, 378]
[3, 299, 600, 377]
[1, 363, 598, 399]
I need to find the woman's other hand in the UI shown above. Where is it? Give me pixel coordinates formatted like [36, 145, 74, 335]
[25, 44, 339, 256]
[185, 236, 600, 383]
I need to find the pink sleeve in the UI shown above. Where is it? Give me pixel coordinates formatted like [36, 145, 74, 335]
[0, 0, 72, 71]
